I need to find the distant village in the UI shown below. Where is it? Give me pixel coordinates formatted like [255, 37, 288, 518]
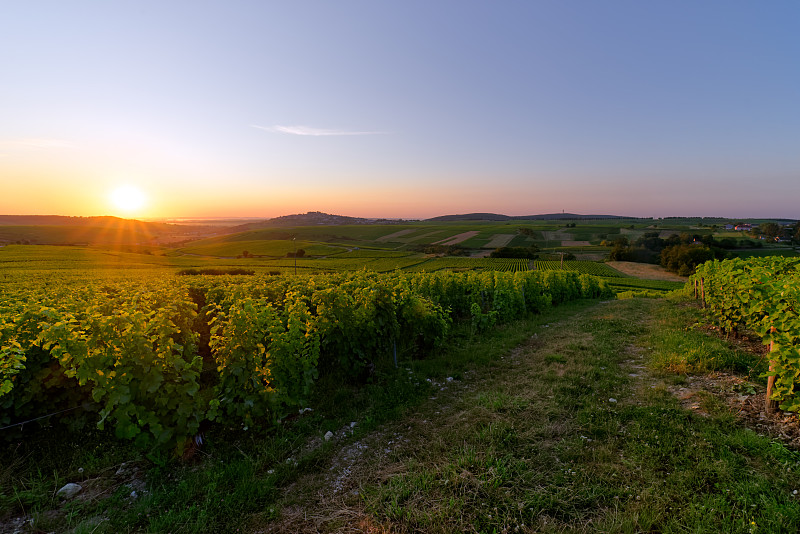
[724, 222, 795, 242]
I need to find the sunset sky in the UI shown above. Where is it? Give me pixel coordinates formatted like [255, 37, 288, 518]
[2, 1, 798, 219]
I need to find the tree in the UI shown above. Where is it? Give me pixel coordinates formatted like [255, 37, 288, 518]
[489, 246, 539, 259]
[760, 222, 781, 239]
[609, 241, 632, 261]
[660, 244, 715, 276]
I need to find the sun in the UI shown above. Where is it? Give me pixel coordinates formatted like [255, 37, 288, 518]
[109, 185, 148, 215]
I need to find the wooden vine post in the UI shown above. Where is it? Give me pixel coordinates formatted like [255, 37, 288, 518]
[700, 277, 705, 308]
[765, 327, 780, 414]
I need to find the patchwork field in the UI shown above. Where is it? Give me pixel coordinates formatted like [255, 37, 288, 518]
[482, 233, 516, 249]
[434, 230, 480, 246]
[375, 229, 416, 242]
[541, 230, 572, 241]
[606, 261, 687, 281]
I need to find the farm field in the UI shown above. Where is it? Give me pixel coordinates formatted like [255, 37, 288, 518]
[3, 216, 795, 267]
[606, 261, 687, 281]
[406, 257, 531, 272]
[0, 244, 674, 283]
[177, 239, 348, 258]
[533, 260, 625, 277]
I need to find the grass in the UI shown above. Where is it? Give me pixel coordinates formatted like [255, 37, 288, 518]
[647, 305, 768, 377]
[178, 239, 347, 257]
[603, 277, 685, 292]
[347, 299, 800, 533]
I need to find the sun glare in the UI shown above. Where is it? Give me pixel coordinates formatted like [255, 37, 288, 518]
[109, 185, 147, 215]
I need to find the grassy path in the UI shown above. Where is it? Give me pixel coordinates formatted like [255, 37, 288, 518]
[260, 299, 800, 533]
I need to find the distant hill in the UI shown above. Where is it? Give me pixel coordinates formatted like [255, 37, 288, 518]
[426, 213, 512, 222]
[426, 213, 636, 222]
[518, 213, 636, 220]
[229, 211, 411, 232]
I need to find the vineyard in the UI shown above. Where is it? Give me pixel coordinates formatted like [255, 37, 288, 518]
[534, 260, 625, 277]
[406, 257, 530, 272]
[0, 269, 611, 452]
[691, 257, 800, 412]
[405, 258, 627, 275]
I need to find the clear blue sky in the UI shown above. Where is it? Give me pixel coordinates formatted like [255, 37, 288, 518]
[1, 1, 798, 219]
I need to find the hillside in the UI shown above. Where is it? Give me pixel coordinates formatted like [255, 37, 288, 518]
[427, 212, 638, 221]
[229, 211, 414, 232]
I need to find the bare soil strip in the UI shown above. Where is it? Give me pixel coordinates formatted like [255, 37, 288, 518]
[606, 261, 686, 281]
[433, 231, 480, 246]
[405, 231, 444, 243]
[574, 253, 606, 261]
[619, 228, 646, 237]
[471, 249, 492, 258]
[541, 231, 571, 241]
[482, 234, 515, 249]
[375, 229, 416, 242]
[561, 240, 591, 247]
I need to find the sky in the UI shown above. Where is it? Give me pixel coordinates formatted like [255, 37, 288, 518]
[1, 1, 799, 220]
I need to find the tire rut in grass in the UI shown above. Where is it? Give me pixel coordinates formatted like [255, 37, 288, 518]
[251, 299, 650, 533]
[287, 298, 800, 534]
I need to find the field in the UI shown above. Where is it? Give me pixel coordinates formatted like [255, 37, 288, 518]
[533, 260, 625, 277]
[177, 239, 347, 258]
[4, 214, 796, 288]
[606, 261, 686, 281]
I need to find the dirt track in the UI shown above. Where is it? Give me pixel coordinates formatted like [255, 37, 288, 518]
[433, 231, 479, 246]
[606, 261, 686, 281]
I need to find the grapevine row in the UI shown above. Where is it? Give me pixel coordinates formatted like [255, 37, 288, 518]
[0, 270, 611, 451]
[534, 260, 624, 278]
[690, 257, 800, 412]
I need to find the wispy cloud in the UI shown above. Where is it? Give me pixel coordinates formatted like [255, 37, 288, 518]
[252, 125, 387, 136]
[0, 138, 72, 150]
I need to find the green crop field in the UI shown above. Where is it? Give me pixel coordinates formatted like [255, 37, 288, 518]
[534, 260, 626, 277]
[602, 277, 685, 292]
[178, 239, 347, 258]
[407, 257, 530, 272]
[729, 248, 798, 258]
